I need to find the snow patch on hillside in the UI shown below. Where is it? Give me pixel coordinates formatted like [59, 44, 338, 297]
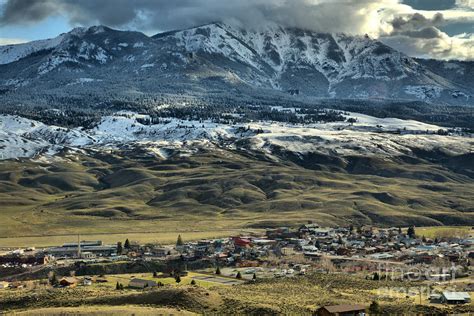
[405, 85, 442, 101]
[0, 112, 470, 161]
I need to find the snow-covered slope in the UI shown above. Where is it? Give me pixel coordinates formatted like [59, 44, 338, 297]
[0, 35, 65, 65]
[0, 112, 470, 161]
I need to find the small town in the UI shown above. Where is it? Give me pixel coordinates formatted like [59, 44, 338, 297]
[1, 224, 472, 314]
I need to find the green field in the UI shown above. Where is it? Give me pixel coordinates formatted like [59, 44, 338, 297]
[0, 229, 249, 248]
[0, 147, 472, 246]
[416, 226, 472, 239]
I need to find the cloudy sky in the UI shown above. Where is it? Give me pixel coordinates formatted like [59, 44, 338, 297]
[0, 0, 472, 60]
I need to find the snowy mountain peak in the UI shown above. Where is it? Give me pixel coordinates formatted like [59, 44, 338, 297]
[0, 24, 472, 104]
[155, 22, 424, 88]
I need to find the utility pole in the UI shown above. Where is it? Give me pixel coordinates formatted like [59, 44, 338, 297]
[77, 235, 81, 258]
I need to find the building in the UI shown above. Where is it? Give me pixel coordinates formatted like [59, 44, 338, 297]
[46, 240, 116, 258]
[128, 278, 157, 289]
[299, 223, 320, 235]
[59, 277, 79, 287]
[232, 237, 252, 248]
[316, 304, 366, 316]
[441, 292, 471, 305]
[83, 277, 93, 286]
[80, 252, 96, 259]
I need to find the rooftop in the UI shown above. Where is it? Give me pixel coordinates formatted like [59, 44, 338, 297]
[320, 304, 366, 313]
[442, 292, 471, 300]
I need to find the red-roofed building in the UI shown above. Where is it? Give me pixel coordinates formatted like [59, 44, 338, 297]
[232, 237, 252, 248]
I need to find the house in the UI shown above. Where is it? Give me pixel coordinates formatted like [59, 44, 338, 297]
[59, 277, 79, 287]
[316, 304, 366, 316]
[312, 228, 335, 238]
[465, 283, 474, 292]
[232, 237, 252, 248]
[368, 253, 394, 260]
[299, 223, 320, 234]
[80, 252, 96, 259]
[0, 281, 9, 289]
[152, 247, 171, 257]
[441, 292, 471, 305]
[429, 293, 443, 304]
[128, 278, 157, 289]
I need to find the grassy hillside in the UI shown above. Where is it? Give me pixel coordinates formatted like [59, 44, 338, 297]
[1, 273, 473, 314]
[0, 146, 472, 244]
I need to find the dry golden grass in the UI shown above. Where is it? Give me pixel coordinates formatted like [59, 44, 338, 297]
[7, 306, 196, 316]
[1, 272, 472, 315]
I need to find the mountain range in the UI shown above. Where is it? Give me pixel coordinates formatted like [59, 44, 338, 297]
[0, 23, 472, 106]
[0, 23, 473, 229]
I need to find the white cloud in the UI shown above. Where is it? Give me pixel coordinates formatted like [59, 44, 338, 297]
[456, 0, 474, 8]
[0, 37, 27, 45]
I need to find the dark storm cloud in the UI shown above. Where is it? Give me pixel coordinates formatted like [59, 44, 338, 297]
[391, 12, 446, 31]
[0, 0, 59, 25]
[0, 0, 403, 34]
[401, 26, 443, 38]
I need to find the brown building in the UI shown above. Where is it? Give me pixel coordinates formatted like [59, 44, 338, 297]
[59, 277, 79, 287]
[316, 304, 366, 316]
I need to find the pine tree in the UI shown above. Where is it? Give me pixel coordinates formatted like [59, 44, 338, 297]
[117, 242, 123, 255]
[369, 301, 380, 314]
[398, 227, 402, 234]
[176, 235, 184, 246]
[236, 272, 242, 279]
[253, 273, 257, 281]
[190, 279, 197, 285]
[116, 282, 120, 290]
[175, 275, 181, 283]
[338, 235, 343, 244]
[373, 272, 380, 281]
[407, 226, 416, 238]
[315, 240, 321, 249]
[124, 239, 130, 249]
[215, 266, 221, 275]
[153, 271, 158, 278]
[48, 271, 59, 286]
